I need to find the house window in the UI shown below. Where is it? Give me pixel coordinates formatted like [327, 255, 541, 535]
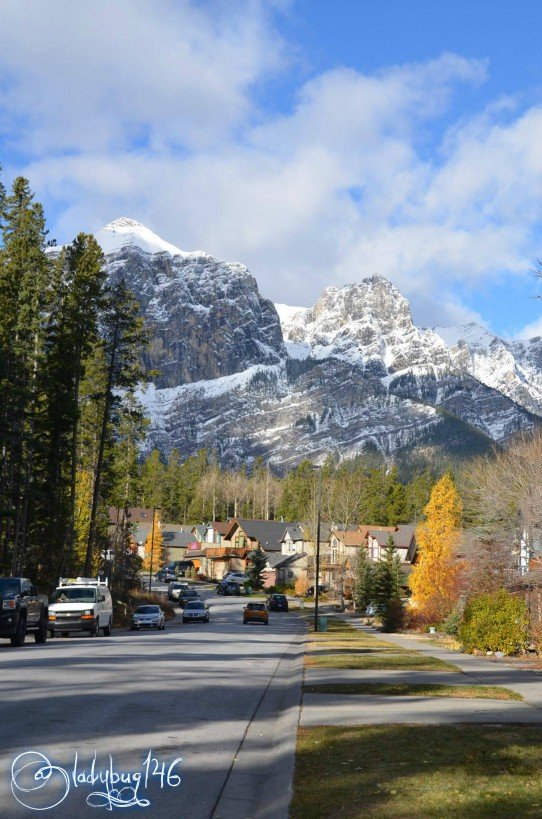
[288, 570, 294, 578]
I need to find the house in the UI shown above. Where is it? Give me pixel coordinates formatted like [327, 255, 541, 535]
[281, 524, 307, 556]
[223, 518, 288, 553]
[202, 521, 230, 545]
[274, 552, 309, 586]
[161, 525, 199, 563]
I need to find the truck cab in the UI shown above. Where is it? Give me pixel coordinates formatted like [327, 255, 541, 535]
[0, 577, 49, 646]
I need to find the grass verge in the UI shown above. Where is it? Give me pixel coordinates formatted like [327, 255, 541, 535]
[302, 682, 522, 700]
[292, 724, 542, 818]
[305, 653, 460, 671]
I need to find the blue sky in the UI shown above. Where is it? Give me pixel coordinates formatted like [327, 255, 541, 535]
[2, 0, 542, 337]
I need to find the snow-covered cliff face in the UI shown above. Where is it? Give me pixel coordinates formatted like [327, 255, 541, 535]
[434, 323, 542, 416]
[94, 219, 539, 468]
[100, 218, 285, 387]
[278, 277, 450, 375]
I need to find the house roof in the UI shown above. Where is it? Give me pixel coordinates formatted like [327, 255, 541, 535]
[162, 529, 198, 549]
[273, 552, 307, 569]
[192, 524, 206, 539]
[109, 506, 156, 525]
[367, 525, 416, 550]
[283, 524, 305, 542]
[211, 521, 231, 536]
[230, 519, 288, 551]
[332, 529, 366, 547]
[132, 522, 152, 544]
[266, 552, 291, 568]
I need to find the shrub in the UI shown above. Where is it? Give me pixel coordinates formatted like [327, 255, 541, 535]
[459, 589, 528, 656]
[381, 598, 405, 633]
[128, 590, 176, 620]
[442, 609, 462, 637]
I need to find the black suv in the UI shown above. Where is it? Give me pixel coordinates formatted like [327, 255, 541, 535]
[267, 593, 289, 612]
[216, 580, 241, 596]
[0, 577, 48, 646]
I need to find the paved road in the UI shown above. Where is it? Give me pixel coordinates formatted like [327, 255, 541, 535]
[0, 585, 305, 818]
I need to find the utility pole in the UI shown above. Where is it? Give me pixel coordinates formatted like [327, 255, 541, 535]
[313, 465, 322, 632]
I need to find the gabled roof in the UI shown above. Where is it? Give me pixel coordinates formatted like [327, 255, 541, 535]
[192, 524, 206, 539]
[273, 552, 307, 569]
[211, 521, 231, 536]
[162, 529, 198, 549]
[132, 522, 152, 544]
[332, 529, 367, 547]
[230, 518, 288, 551]
[283, 524, 305, 542]
[367, 525, 416, 550]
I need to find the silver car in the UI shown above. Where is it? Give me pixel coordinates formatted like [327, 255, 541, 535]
[131, 604, 166, 631]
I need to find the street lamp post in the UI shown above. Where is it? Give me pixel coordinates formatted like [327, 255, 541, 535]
[148, 507, 160, 592]
[313, 465, 322, 632]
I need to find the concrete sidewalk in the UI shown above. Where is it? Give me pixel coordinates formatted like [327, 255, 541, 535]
[300, 692, 542, 725]
[300, 618, 542, 727]
[349, 623, 542, 709]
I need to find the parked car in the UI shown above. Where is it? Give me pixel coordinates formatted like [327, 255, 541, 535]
[216, 580, 241, 596]
[222, 572, 248, 584]
[156, 567, 176, 583]
[131, 605, 165, 631]
[307, 584, 328, 596]
[182, 601, 210, 623]
[179, 589, 200, 608]
[177, 560, 194, 578]
[168, 582, 189, 602]
[243, 602, 269, 625]
[267, 593, 288, 612]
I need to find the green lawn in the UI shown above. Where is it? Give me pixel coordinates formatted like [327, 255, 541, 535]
[302, 682, 522, 700]
[305, 653, 460, 671]
[292, 725, 542, 818]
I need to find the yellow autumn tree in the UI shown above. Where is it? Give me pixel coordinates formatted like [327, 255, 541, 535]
[409, 472, 463, 624]
[142, 511, 166, 573]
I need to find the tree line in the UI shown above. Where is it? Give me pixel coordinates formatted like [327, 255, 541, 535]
[0, 173, 147, 586]
[133, 448, 437, 526]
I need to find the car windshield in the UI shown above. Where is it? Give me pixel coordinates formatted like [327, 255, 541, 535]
[135, 606, 160, 614]
[0, 578, 20, 595]
[272, 595, 286, 601]
[183, 590, 198, 597]
[52, 587, 96, 603]
[247, 603, 265, 610]
[185, 602, 204, 610]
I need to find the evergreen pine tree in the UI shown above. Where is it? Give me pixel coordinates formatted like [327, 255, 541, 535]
[84, 277, 147, 575]
[353, 548, 375, 611]
[247, 545, 268, 589]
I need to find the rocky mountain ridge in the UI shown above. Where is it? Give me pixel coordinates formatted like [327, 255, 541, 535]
[93, 219, 540, 468]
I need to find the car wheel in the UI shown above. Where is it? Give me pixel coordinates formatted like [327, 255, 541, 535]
[34, 615, 48, 644]
[89, 620, 98, 637]
[48, 630, 55, 639]
[10, 616, 26, 647]
[103, 619, 112, 637]
[61, 631, 69, 638]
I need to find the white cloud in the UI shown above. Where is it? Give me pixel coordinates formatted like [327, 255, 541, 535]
[0, 0, 285, 153]
[3, 6, 542, 330]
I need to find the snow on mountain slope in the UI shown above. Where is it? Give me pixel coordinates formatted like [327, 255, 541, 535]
[434, 323, 542, 416]
[89, 218, 538, 466]
[95, 217, 190, 257]
[278, 277, 450, 375]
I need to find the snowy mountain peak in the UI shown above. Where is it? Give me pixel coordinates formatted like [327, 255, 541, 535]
[95, 217, 188, 257]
